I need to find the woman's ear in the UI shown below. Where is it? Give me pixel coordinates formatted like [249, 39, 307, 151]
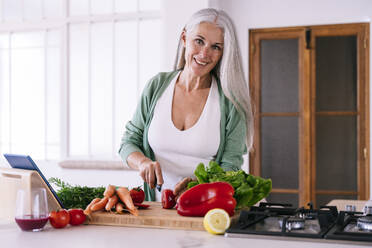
[181, 30, 186, 47]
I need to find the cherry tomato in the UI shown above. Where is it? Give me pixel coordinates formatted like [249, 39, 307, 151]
[49, 209, 70, 228]
[68, 209, 86, 226]
[130, 187, 145, 204]
[162, 189, 176, 209]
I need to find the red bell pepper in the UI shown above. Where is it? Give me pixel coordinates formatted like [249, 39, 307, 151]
[177, 182, 236, 217]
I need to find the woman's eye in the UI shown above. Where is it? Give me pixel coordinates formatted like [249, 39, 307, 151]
[195, 39, 203, 45]
[212, 45, 221, 51]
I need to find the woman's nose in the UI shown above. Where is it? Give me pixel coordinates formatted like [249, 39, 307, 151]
[200, 46, 210, 57]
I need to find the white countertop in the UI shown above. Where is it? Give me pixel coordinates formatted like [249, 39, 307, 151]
[0, 219, 371, 248]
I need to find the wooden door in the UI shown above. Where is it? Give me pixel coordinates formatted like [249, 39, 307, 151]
[249, 23, 369, 207]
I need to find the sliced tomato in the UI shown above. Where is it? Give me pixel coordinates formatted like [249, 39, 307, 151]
[133, 203, 150, 209]
[161, 189, 176, 209]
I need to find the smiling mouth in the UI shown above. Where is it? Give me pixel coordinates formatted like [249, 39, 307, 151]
[194, 57, 208, 66]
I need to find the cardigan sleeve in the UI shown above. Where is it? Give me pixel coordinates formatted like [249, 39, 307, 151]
[219, 105, 247, 171]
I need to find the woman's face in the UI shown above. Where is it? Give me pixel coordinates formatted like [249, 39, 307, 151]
[182, 22, 224, 78]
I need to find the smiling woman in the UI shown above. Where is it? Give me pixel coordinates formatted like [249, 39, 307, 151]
[119, 8, 254, 202]
[181, 22, 224, 80]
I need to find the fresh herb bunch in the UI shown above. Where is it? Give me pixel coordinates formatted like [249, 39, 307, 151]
[187, 161, 272, 208]
[49, 177, 105, 209]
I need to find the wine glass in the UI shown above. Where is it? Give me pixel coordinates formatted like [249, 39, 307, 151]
[15, 188, 49, 231]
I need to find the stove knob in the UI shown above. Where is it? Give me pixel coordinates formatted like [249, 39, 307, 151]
[286, 222, 292, 231]
[364, 205, 372, 215]
[345, 205, 356, 212]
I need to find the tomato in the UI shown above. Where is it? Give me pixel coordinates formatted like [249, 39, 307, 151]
[49, 209, 70, 228]
[68, 209, 86, 226]
[130, 187, 145, 204]
[161, 189, 176, 209]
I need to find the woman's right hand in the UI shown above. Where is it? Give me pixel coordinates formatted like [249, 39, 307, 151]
[138, 158, 164, 189]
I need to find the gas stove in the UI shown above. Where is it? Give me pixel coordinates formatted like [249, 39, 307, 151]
[325, 205, 372, 242]
[225, 202, 372, 243]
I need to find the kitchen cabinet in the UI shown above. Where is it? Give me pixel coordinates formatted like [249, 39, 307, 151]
[249, 23, 369, 207]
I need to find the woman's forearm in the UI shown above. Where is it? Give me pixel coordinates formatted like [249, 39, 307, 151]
[126, 151, 152, 170]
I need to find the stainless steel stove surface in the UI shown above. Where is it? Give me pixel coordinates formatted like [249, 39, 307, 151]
[225, 202, 372, 243]
[325, 208, 372, 242]
[251, 216, 321, 234]
[226, 203, 338, 239]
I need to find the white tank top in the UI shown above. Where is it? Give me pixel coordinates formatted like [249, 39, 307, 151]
[148, 72, 221, 201]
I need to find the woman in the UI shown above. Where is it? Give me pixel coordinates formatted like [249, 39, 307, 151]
[119, 8, 253, 201]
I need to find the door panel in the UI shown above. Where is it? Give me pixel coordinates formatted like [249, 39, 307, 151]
[261, 39, 299, 113]
[251, 30, 306, 207]
[315, 36, 357, 111]
[315, 115, 357, 191]
[250, 23, 369, 207]
[261, 116, 299, 189]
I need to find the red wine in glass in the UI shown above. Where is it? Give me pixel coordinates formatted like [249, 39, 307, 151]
[15, 188, 49, 232]
[15, 215, 49, 231]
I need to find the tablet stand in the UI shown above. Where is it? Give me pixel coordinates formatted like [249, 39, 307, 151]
[0, 168, 62, 220]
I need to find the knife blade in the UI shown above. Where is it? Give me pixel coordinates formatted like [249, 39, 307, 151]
[156, 184, 162, 192]
[155, 174, 162, 192]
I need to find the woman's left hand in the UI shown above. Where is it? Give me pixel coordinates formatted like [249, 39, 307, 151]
[173, 177, 193, 199]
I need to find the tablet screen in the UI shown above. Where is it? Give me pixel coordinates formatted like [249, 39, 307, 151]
[3, 154, 64, 208]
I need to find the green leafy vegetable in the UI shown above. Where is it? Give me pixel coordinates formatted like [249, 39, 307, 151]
[49, 177, 105, 209]
[187, 181, 199, 189]
[194, 163, 209, 183]
[187, 161, 272, 208]
[206, 161, 224, 175]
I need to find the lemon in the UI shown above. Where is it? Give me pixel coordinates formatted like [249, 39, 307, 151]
[203, 208, 231, 235]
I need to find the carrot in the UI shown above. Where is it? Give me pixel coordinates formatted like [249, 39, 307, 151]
[116, 187, 139, 216]
[84, 198, 101, 216]
[103, 184, 116, 198]
[105, 195, 119, 211]
[115, 202, 124, 214]
[90, 196, 109, 212]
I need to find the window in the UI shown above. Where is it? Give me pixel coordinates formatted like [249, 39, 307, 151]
[0, 30, 61, 159]
[0, 0, 163, 161]
[249, 23, 369, 207]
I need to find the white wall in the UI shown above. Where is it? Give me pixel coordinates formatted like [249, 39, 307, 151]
[216, 0, 372, 198]
[161, 0, 210, 71]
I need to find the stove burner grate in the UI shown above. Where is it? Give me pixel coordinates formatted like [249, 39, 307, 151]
[226, 202, 335, 239]
[279, 217, 305, 231]
[357, 216, 372, 232]
[226, 202, 372, 243]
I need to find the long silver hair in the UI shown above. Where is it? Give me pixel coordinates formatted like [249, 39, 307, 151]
[174, 8, 254, 151]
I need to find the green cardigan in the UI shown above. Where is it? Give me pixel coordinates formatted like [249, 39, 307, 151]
[118, 70, 247, 201]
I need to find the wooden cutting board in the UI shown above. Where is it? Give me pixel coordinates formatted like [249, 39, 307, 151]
[327, 199, 368, 212]
[87, 201, 207, 230]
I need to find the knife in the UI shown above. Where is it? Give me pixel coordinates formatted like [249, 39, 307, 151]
[156, 184, 162, 192]
[155, 174, 162, 192]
